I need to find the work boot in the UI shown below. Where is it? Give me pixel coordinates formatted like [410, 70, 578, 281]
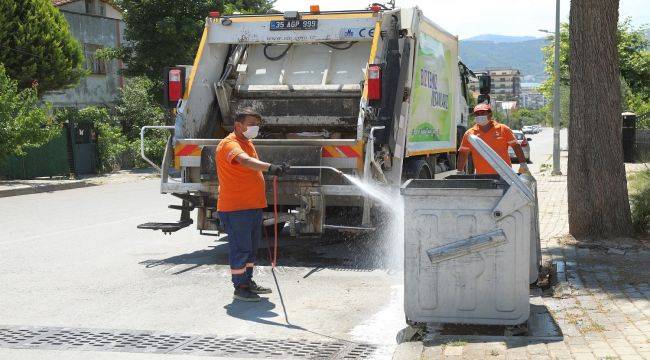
[249, 280, 272, 294]
[233, 287, 261, 302]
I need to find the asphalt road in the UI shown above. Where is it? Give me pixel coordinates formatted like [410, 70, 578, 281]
[0, 127, 567, 359]
[0, 181, 404, 359]
[526, 127, 569, 168]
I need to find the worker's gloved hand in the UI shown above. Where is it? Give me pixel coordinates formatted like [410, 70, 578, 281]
[518, 163, 529, 174]
[268, 162, 291, 176]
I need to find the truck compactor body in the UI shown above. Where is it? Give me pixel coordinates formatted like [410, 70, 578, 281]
[140, 5, 474, 236]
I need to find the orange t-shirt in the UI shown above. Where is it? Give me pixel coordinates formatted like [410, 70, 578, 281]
[459, 122, 518, 175]
[216, 133, 267, 212]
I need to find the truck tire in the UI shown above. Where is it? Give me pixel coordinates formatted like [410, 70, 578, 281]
[403, 158, 433, 181]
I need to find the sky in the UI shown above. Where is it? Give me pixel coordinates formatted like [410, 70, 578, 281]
[272, 0, 650, 39]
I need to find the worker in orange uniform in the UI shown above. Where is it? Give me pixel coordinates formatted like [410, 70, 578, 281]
[216, 108, 290, 302]
[456, 103, 528, 175]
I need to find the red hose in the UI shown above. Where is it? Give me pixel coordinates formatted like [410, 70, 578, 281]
[272, 175, 279, 268]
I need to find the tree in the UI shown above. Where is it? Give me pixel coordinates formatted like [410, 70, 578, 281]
[0, 65, 57, 160]
[0, 0, 84, 93]
[568, 0, 633, 238]
[117, 0, 275, 80]
[540, 18, 650, 120]
[112, 76, 169, 167]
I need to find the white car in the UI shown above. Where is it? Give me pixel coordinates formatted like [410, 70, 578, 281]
[522, 125, 534, 134]
[509, 130, 531, 162]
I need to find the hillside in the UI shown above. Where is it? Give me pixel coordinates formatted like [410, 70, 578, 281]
[459, 37, 549, 80]
[462, 34, 539, 43]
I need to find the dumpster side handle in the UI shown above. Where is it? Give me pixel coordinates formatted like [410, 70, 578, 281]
[426, 229, 507, 264]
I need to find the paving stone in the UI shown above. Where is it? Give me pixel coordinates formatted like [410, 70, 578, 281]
[571, 353, 596, 360]
[569, 344, 594, 354]
[421, 345, 442, 358]
[443, 345, 463, 356]
[619, 355, 644, 360]
[526, 343, 548, 355]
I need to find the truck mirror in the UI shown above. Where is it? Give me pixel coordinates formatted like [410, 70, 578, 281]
[477, 93, 490, 105]
[479, 75, 491, 95]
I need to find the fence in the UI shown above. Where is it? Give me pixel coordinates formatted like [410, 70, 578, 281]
[0, 129, 71, 179]
[0, 123, 98, 180]
[637, 129, 650, 161]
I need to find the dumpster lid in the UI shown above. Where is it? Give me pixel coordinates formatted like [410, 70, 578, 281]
[468, 134, 535, 202]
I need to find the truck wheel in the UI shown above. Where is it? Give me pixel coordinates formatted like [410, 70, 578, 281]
[403, 159, 433, 181]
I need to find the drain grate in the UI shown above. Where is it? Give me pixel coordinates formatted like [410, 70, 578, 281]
[0, 326, 377, 359]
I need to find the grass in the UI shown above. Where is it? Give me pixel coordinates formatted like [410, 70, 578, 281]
[628, 168, 650, 235]
[579, 322, 606, 334]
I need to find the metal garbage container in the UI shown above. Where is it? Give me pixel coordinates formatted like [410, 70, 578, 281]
[401, 135, 536, 325]
[622, 112, 637, 163]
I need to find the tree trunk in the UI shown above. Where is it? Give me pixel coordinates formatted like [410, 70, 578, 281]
[568, 0, 633, 238]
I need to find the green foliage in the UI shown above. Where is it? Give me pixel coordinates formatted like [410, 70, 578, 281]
[95, 120, 131, 173]
[629, 169, 650, 235]
[508, 108, 548, 129]
[0, 64, 58, 160]
[618, 18, 650, 98]
[52, 77, 172, 172]
[112, 76, 169, 168]
[0, 0, 85, 92]
[540, 19, 650, 122]
[116, 0, 275, 80]
[113, 77, 168, 139]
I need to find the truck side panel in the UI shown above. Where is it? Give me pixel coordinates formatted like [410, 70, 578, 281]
[178, 26, 229, 139]
[405, 17, 461, 156]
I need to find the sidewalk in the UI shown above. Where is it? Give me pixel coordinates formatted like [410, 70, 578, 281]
[0, 169, 159, 198]
[394, 152, 650, 359]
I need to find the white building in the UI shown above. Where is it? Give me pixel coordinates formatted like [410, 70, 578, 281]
[44, 0, 126, 107]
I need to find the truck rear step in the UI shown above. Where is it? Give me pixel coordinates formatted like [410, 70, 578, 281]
[137, 219, 193, 234]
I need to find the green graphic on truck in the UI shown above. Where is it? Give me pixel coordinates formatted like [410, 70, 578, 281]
[407, 26, 456, 154]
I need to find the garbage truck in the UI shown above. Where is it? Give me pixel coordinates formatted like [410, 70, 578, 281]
[138, 4, 475, 236]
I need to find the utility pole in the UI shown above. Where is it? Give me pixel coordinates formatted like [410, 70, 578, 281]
[539, 0, 562, 175]
[552, 0, 562, 175]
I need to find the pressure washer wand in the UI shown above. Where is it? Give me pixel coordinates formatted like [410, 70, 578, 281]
[290, 166, 344, 176]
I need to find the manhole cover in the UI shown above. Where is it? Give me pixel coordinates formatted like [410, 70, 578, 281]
[0, 326, 377, 359]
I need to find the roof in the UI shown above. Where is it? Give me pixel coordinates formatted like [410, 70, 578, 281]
[52, 0, 76, 5]
[51, 0, 119, 8]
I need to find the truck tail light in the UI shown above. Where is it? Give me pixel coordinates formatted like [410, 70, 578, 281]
[521, 138, 528, 147]
[367, 65, 382, 101]
[309, 5, 320, 14]
[164, 67, 185, 107]
[168, 69, 183, 103]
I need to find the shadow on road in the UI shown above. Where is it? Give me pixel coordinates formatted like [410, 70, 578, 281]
[223, 298, 305, 330]
[139, 229, 402, 272]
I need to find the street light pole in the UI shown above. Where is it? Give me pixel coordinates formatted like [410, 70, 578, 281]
[552, 0, 562, 175]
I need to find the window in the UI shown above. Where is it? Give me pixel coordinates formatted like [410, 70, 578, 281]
[98, 2, 106, 16]
[85, 0, 94, 14]
[84, 44, 107, 75]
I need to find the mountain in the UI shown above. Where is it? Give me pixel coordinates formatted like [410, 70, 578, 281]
[462, 34, 541, 43]
[459, 37, 549, 80]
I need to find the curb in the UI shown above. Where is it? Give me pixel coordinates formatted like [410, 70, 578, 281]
[392, 342, 423, 360]
[0, 180, 95, 198]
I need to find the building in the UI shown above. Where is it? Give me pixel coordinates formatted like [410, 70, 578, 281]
[469, 68, 521, 101]
[43, 0, 125, 108]
[519, 82, 548, 109]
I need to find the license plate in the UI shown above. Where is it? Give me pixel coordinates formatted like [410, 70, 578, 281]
[269, 19, 318, 31]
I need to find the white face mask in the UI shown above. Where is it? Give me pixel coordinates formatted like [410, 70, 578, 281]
[242, 125, 259, 139]
[475, 115, 489, 126]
